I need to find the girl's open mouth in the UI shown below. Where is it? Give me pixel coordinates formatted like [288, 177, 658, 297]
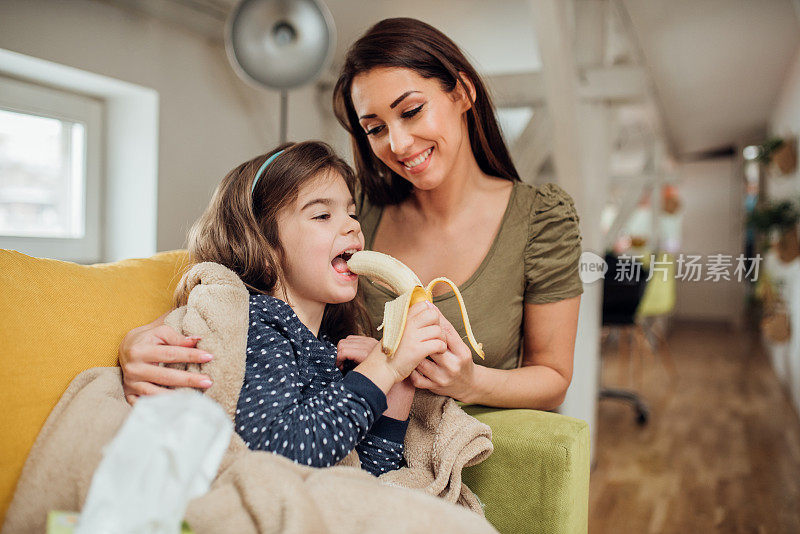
[332, 249, 358, 278]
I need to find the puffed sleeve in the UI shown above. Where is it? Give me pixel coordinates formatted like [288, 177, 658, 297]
[524, 183, 584, 304]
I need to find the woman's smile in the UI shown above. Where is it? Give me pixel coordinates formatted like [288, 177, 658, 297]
[400, 147, 434, 173]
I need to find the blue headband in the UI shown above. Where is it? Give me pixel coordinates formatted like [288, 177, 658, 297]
[251, 149, 285, 193]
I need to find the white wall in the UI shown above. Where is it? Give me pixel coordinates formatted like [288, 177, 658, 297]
[0, 0, 329, 253]
[767, 44, 800, 414]
[769, 44, 800, 198]
[0, 0, 550, 253]
[673, 156, 745, 323]
[327, 0, 541, 76]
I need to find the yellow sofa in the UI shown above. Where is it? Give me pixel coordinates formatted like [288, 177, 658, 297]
[0, 249, 589, 533]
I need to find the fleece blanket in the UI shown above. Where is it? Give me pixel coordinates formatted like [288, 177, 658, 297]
[3, 262, 495, 534]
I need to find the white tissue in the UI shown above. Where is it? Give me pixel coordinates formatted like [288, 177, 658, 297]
[76, 390, 232, 534]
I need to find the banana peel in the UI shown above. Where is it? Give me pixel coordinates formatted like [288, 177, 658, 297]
[346, 250, 484, 359]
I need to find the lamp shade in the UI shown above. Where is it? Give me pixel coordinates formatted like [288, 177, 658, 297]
[225, 0, 336, 90]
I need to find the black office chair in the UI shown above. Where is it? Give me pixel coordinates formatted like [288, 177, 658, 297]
[600, 253, 650, 425]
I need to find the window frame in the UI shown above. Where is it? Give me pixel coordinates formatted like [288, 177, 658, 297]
[0, 76, 103, 263]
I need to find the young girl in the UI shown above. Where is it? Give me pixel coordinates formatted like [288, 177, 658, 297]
[178, 141, 447, 476]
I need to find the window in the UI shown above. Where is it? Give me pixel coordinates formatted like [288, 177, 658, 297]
[0, 76, 102, 262]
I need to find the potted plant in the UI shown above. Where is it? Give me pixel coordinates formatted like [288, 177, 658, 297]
[756, 136, 797, 174]
[748, 199, 800, 262]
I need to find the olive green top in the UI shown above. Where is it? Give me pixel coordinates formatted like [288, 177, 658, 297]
[356, 181, 584, 371]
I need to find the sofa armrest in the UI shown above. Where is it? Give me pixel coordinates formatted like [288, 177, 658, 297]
[461, 406, 589, 534]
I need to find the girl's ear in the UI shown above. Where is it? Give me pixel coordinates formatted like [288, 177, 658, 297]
[454, 71, 477, 112]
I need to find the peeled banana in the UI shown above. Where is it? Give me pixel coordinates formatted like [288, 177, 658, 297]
[346, 250, 485, 359]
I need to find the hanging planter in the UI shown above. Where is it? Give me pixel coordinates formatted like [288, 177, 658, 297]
[748, 199, 800, 263]
[775, 226, 800, 263]
[772, 139, 797, 175]
[761, 301, 791, 343]
[756, 136, 798, 175]
[757, 275, 791, 343]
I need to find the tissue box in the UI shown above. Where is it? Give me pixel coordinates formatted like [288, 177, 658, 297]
[46, 511, 194, 533]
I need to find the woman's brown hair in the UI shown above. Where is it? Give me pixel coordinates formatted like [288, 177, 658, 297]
[175, 141, 371, 343]
[333, 17, 520, 206]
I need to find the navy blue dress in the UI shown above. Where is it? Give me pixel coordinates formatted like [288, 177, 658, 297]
[234, 294, 408, 476]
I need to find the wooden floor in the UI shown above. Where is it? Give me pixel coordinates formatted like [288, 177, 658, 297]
[589, 320, 800, 534]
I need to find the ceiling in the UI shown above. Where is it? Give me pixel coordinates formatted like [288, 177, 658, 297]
[208, 0, 542, 76]
[621, 0, 800, 159]
[114, 0, 800, 162]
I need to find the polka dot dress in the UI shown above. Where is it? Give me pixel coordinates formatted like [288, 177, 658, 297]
[234, 295, 407, 476]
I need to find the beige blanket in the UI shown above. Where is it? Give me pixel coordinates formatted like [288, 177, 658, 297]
[3, 262, 495, 534]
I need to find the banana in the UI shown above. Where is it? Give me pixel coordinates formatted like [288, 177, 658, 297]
[346, 250, 485, 359]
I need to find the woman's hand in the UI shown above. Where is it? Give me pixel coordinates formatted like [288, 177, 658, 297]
[336, 335, 380, 371]
[119, 313, 214, 405]
[409, 309, 478, 403]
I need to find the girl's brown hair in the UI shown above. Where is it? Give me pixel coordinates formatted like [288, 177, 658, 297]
[175, 141, 371, 343]
[333, 17, 520, 206]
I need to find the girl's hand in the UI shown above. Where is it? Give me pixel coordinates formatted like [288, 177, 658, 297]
[119, 314, 214, 405]
[336, 335, 380, 371]
[388, 300, 447, 380]
[409, 309, 477, 403]
[383, 377, 416, 420]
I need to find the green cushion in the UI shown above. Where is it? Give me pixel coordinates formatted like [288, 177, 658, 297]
[462, 406, 589, 534]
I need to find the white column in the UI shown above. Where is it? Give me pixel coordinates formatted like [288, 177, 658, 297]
[530, 0, 612, 461]
[529, 0, 584, 207]
[564, 102, 611, 460]
[512, 107, 553, 185]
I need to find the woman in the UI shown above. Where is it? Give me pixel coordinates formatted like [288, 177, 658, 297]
[119, 18, 582, 411]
